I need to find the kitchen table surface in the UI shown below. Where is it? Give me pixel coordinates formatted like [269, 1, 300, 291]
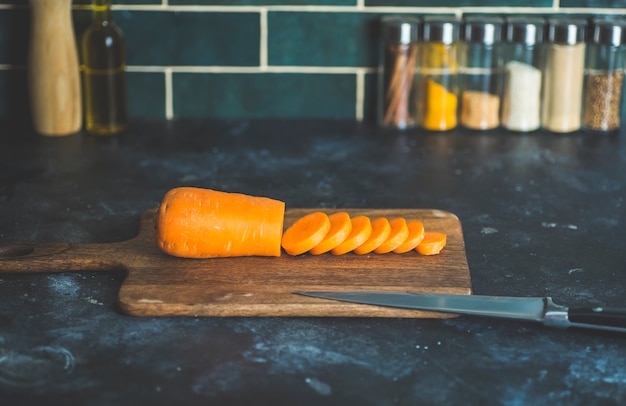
[1, 119, 625, 405]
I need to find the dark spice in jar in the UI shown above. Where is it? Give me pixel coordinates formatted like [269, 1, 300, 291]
[583, 71, 624, 131]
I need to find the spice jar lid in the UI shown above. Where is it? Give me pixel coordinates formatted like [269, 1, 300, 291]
[590, 18, 626, 47]
[382, 16, 421, 44]
[422, 16, 460, 44]
[505, 16, 546, 45]
[462, 16, 504, 45]
[547, 18, 587, 45]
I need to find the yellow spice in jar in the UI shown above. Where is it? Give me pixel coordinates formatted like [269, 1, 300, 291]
[422, 78, 458, 131]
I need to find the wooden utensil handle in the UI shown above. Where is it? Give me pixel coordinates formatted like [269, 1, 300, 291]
[28, 0, 82, 136]
[0, 241, 125, 274]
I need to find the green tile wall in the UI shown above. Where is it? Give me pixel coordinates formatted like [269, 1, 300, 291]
[174, 73, 357, 118]
[1, 1, 625, 123]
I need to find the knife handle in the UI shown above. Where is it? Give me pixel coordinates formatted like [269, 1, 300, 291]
[568, 307, 626, 333]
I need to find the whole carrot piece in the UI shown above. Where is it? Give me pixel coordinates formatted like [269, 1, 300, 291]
[155, 187, 285, 258]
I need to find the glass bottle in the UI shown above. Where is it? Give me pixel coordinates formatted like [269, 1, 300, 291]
[378, 16, 421, 130]
[81, 0, 128, 135]
[459, 16, 504, 130]
[501, 17, 546, 132]
[541, 18, 587, 133]
[582, 18, 626, 133]
[418, 16, 460, 132]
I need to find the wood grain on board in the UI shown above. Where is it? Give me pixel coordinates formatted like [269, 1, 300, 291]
[0, 208, 471, 317]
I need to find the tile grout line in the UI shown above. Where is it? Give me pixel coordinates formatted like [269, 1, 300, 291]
[127, 66, 377, 73]
[260, 8, 268, 69]
[165, 67, 173, 120]
[1, 3, 624, 13]
[355, 69, 365, 121]
[103, 5, 623, 14]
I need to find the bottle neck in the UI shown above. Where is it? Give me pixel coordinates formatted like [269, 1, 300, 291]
[92, 0, 112, 22]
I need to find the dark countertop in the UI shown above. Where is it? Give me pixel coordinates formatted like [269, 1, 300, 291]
[1, 120, 625, 405]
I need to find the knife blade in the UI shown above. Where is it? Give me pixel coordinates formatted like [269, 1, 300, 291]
[294, 291, 626, 333]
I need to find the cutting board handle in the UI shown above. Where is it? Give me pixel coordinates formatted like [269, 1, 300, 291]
[0, 241, 126, 274]
[0, 210, 156, 275]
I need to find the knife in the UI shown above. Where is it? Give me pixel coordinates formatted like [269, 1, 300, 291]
[294, 291, 626, 333]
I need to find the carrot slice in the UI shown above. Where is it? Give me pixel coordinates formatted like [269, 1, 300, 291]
[309, 211, 352, 255]
[155, 187, 285, 258]
[281, 211, 331, 256]
[416, 231, 447, 255]
[393, 221, 425, 254]
[330, 216, 372, 255]
[374, 217, 409, 254]
[353, 217, 391, 255]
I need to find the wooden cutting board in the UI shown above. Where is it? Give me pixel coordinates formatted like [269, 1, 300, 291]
[0, 208, 471, 318]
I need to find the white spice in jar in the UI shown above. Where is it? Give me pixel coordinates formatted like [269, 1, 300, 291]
[541, 43, 586, 133]
[501, 61, 542, 132]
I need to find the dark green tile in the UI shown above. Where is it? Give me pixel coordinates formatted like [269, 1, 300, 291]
[115, 11, 260, 66]
[170, 0, 356, 4]
[560, 0, 626, 6]
[0, 8, 29, 66]
[365, 0, 552, 5]
[0, 69, 30, 123]
[127, 72, 166, 119]
[363, 71, 378, 125]
[173, 73, 357, 118]
[268, 12, 383, 67]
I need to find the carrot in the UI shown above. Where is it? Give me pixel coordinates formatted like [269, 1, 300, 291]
[353, 217, 391, 255]
[416, 231, 447, 255]
[155, 187, 285, 258]
[309, 211, 352, 255]
[330, 216, 372, 255]
[281, 211, 331, 256]
[393, 220, 425, 254]
[374, 217, 409, 254]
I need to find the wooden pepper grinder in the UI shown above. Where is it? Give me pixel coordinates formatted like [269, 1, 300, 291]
[28, 0, 82, 136]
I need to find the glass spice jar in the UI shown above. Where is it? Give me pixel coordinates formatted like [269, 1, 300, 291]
[500, 17, 546, 132]
[417, 16, 460, 131]
[459, 16, 505, 130]
[378, 16, 421, 130]
[582, 18, 626, 133]
[541, 18, 587, 133]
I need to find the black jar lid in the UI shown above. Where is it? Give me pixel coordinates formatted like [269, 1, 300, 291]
[382, 15, 421, 44]
[590, 18, 626, 47]
[422, 15, 460, 44]
[547, 18, 587, 45]
[505, 16, 546, 45]
[462, 16, 505, 45]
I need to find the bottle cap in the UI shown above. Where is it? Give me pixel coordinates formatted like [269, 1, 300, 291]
[505, 16, 546, 45]
[422, 16, 460, 44]
[462, 16, 504, 45]
[547, 18, 587, 45]
[590, 18, 626, 47]
[382, 16, 421, 44]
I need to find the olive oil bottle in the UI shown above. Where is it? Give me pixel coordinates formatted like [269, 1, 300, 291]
[81, 0, 128, 135]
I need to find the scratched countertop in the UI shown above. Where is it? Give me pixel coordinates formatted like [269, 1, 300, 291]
[1, 119, 625, 405]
